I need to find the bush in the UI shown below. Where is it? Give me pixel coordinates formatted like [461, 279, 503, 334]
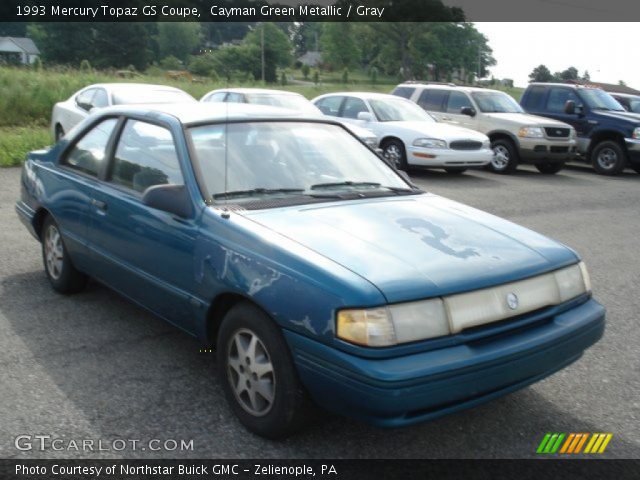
[79, 59, 92, 73]
[188, 54, 216, 76]
[32, 57, 43, 71]
[0, 126, 51, 167]
[280, 71, 287, 86]
[312, 69, 320, 85]
[159, 56, 182, 70]
[369, 66, 378, 85]
[301, 64, 310, 80]
[341, 68, 349, 84]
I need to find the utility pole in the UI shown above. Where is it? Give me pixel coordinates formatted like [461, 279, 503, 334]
[477, 44, 482, 85]
[261, 23, 265, 83]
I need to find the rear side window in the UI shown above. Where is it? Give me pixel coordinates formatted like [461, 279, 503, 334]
[109, 120, 183, 193]
[392, 87, 416, 99]
[315, 96, 344, 116]
[75, 88, 97, 111]
[546, 88, 581, 113]
[92, 88, 109, 108]
[523, 86, 546, 109]
[417, 89, 447, 112]
[341, 97, 369, 119]
[225, 93, 244, 103]
[204, 92, 227, 102]
[446, 91, 473, 114]
[64, 118, 118, 176]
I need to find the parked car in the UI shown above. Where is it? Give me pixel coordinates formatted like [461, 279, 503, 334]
[521, 83, 640, 175]
[393, 83, 577, 174]
[608, 92, 640, 114]
[17, 103, 605, 439]
[51, 83, 196, 141]
[201, 88, 379, 149]
[312, 92, 493, 173]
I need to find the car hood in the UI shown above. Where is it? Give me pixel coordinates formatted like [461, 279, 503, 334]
[592, 109, 640, 125]
[242, 194, 578, 303]
[483, 112, 571, 127]
[386, 121, 488, 141]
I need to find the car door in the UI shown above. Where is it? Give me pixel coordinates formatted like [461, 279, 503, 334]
[544, 87, 593, 147]
[54, 117, 119, 272]
[86, 118, 199, 331]
[443, 91, 478, 130]
[416, 88, 448, 122]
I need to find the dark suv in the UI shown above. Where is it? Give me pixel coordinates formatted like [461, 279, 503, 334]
[521, 83, 640, 175]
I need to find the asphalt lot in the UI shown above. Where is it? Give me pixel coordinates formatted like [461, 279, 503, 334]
[0, 164, 638, 459]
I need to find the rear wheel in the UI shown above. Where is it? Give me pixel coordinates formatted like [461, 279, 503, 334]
[591, 140, 627, 175]
[489, 138, 519, 174]
[444, 167, 467, 174]
[535, 161, 565, 174]
[42, 216, 88, 294]
[381, 139, 408, 170]
[217, 302, 314, 439]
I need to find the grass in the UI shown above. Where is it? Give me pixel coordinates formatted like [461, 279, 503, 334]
[0, 126, 51, 167]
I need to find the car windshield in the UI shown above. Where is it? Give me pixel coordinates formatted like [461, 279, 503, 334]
[471, 91, 523, 113]
[369, 97, 435, 122]
[580, 89, 626, 111]
[113, 89, 194, 105]
[629, 99, 640, 113]
[245, 94, 321, 115]
[188, 122, 412, 204]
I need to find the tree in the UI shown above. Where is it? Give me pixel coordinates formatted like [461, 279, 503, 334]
[244, 23, 293, 83]
[301, 64, 310, 80]
[156, 23, 202, 62]
[321, 23, 360, 70]
[582, 70, 591, 81]
[529, 64, 554, 82]
[559, 66, 579, 81]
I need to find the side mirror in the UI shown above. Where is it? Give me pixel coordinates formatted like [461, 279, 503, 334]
[77, 101, 94, 112]
[564, 100, 576, 115]
[357, 111, 373, 122]
[142, 184, 192, 218]
[460, 106, 476, 117]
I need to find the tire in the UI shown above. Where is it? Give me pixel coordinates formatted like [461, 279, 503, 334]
[55, 124, 65, 142]
[381, 139, 408, 171]
[41, 216, 88, 294]
[535, 161, 565, 174]
[217, 302, 314, 439]
[489, 138, 519, 174]
[590, 140, 627, 175]
[444, 167, 467, 174]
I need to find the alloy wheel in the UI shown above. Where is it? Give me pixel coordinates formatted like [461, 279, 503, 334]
[596, 147, 618, 171]
[492, 145, 510, 170]
[44, 225, 64, 280]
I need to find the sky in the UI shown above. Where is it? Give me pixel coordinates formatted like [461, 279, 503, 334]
[473, 23, 639, 88]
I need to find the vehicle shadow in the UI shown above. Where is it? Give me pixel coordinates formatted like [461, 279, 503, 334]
[408, 168, 503, 188]
[0, 270, 635, 459]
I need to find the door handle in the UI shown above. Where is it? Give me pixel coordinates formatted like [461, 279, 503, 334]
[91, 199, 108, 211]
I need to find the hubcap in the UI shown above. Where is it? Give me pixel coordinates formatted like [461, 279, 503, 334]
[44, 225, 64, 280]
[597, 147, 618, 170]
[492, 145, 509, 169]
[227, 328, 275, 417]
[384, 144, 402, 167]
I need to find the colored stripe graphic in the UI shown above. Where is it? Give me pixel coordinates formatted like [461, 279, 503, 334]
[537, 433, 612, 454]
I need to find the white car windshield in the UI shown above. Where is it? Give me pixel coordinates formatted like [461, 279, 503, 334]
[245, 94, 321, 115]
[188, 122, 412, 204]
[369, 98, 435, 122]
[113, 89, 194, 105]
[472, 91, 524, 113]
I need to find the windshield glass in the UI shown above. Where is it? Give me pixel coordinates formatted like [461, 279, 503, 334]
[629, 99, 640, 113]
[245, 94, 321, 115]
[188, 122, 411, 203]
[580, 89, 625, 111]
[471, 91, 523, 113]
[113, 89, 194, 105]
[369, 97, 435, 122]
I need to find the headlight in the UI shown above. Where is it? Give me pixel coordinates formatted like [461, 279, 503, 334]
[336, 262, 591, 347]
[518, 127, 545, 138]
[633, 127, 640, 139]
[336, 298, 449, 347]
[413, 138, 447, 149]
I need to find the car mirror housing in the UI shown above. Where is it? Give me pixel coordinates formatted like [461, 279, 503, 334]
[357, 111, 374, 122]
[564, 100, 576, 115]
[460, 106, 476, 117]
[142, 184, 192, 218]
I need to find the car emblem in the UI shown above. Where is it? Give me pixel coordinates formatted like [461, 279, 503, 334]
[556, 130, 563, 135]
[506, 293, 519, 310]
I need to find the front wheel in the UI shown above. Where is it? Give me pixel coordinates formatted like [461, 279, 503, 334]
[591, 140, 627, 175]
[535, 161, 565, 174]
[444, 167, 467, 174]
[42, 216, 88, 293]
[489, 139, 519, 174]
[217, 302, 314, 439]
[381, 139, 408, 170]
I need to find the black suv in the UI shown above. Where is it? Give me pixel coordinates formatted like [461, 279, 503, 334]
[521, 83, 640, 175]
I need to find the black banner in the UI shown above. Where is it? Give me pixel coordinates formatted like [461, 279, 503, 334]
[0, 459, 639, 480]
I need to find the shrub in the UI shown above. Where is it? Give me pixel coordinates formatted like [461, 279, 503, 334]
[159, 56, 182, 70]
[32, 57, 43, 71]
[79, 59, 92, 73]
[341, 68, 349, 84]
[369, 66, 378, 85]
[301, 64, 310, 80]
[0, 126, 51, 167]
[312, 69, 320, 85]
[280, 71, 287, 86]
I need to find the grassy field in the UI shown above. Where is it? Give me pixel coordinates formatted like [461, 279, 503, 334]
[0, 66, 523, 167]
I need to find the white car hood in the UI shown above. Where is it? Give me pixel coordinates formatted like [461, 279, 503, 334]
[387, 121, 488, 141]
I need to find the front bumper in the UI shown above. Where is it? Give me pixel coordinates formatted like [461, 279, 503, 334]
[285, 297, 605, 427]
[407, 146, 493, 168]
[519, 138, 577, 163]
[15, 200, 39, 240]
[625, 138, 640, 165]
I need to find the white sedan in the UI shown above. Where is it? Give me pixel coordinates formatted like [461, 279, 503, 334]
[312, 92, 494, 173]
[201, 88, 379, 150]
[51, 83, 196, 140]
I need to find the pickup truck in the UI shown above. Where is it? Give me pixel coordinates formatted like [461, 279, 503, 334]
[521, 83, 640, 175]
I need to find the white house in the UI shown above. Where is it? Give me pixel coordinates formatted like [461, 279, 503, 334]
[0, 37, 40, 65]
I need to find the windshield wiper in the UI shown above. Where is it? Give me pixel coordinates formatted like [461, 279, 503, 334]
[212, 188, 304, 199]
[310, 181, 417, 195]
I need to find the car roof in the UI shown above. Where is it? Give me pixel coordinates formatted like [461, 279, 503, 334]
[527, 82, 598, 89]
[396, 83, 499, 94]
[608, 92, 638, 99]
[96, 102, 328, 125]
[206, 88, 303, 96]
[315, 91, 413, 102]
[81, 83, 186, 93]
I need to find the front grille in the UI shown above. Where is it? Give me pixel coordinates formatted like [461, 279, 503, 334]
[450, 140, 483, 150]
[544, 127, 570, 138]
